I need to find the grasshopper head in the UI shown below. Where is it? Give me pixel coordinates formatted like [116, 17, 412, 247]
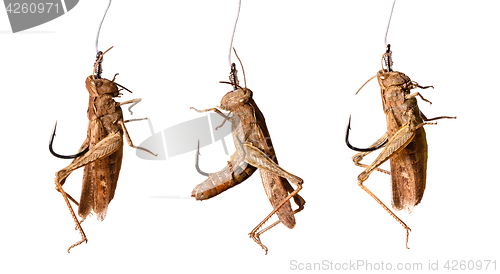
[86, 76, 120, 97]
[377, 70, 411, 89]
[220, 87, 253, 111]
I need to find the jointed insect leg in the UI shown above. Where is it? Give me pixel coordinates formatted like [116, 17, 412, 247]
[214, 112, 233, 130]
[354, 120, 422, 249]
[410, 80, 434, 91]
[191, 107, 231, 121]
[55, 138, 88, 207]
[118, 120, 157, 156]
[124, 118, 148, 123]
[406, 92, 432, 105]
[55, 186, 80, 206]
[352, 132, 391, 175]
[54, 179, 87, 252]
[243, 143, 304, 254]
[249, 184, 303, 254]
[54, 133, 124, 252]
[251, 194, 305, 247]
[53, 137, 88, 207]
[119, 98, 142, 115]
[190, 107, 233, 130]
[357, 178, 411, 249]
[420, 111, 456, 122]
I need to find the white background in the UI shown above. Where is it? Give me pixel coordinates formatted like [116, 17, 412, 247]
[1, 0, 499, 273]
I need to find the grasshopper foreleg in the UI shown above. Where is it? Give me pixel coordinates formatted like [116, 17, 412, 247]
[119, 98, 141, 115]
[405, 91, 432, 105]
[190, 107, 233, 130]
[191, 106, 231, 119]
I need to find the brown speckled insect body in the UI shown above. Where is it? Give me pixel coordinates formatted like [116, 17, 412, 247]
[346, 45, 455, 248]
[192, 60, 305, 254]
[50, 48, 156, 252]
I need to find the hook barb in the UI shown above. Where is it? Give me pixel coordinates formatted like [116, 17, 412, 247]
[49, 122, 89, 159]
[345, 115, 388, 152]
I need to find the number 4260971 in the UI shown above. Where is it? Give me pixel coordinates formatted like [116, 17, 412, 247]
[444, 260, 496, 271]
[6, 3, 60, 14]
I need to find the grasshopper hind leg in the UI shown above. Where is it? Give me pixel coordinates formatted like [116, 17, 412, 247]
[250, 193, 305, 254]
[354, 121, 419, 249]
[243, 143, 304, 254]
[54, 133, 123, 252]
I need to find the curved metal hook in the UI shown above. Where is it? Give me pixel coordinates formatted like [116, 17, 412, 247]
[96, 0, 112, 53]
[345, 116, 388, 152]
[94, 0, 113, 79]
[49, 122, 89, 159]
[228, 0, 242, 66]
[384, 0, 396, 47]
[195, 140, 210, 177]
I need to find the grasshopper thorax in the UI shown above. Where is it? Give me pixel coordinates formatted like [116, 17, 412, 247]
[86, 75, 120, 97]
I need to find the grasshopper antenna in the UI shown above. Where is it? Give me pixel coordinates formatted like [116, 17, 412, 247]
[345, 115, 388, 152]
[49, 122, 89, 159]
[93, 46, 113, 79]
[233, 48, 246, 89]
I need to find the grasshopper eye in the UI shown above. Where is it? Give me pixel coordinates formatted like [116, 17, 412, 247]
[238, 97, 248, 105]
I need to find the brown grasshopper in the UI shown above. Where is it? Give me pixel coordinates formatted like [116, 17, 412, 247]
[50, 47, 156, 252]
[346, 44, 455, 248]
[192, 55, 305, 254]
